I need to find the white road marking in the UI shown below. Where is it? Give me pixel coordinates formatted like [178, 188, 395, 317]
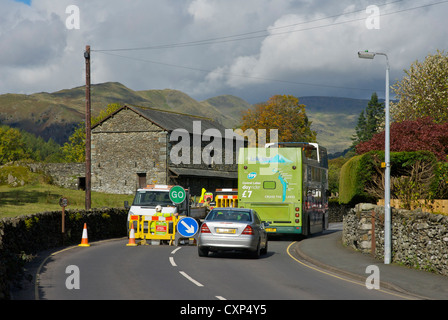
[216, 296, 226, 300]
[179, 271, 204, 287]
[171, 247, 182, 254]
[169, 256, 177, 267]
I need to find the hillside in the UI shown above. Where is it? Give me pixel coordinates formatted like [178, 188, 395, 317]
[0, 82, 246, 144]
[0, 82, 369, 153]
[300, 96, 367, 153]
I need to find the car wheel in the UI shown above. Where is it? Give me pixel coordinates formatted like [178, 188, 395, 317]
[198, 246, 209, 257]
[261, 239, 268, 255]
[251, 241, 261, 259]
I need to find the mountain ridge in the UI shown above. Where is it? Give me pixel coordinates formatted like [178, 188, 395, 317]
[0, 82, 369, 153]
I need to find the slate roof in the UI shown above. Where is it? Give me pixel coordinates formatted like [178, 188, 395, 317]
[92, 105, 228, 136]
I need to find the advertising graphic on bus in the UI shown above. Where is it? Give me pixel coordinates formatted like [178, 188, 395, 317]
[238, 142, 329, 236]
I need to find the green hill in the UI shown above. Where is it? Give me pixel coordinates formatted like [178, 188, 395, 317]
[300, 96, 367, 153]
[0, 82, 369, 153]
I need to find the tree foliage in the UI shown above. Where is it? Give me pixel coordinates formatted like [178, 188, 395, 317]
[0, 126, 27, 165]
[61, 122, 86, 163]
[356, 117, 448, 162]
[240, 95, 316, 144]
[352, 92, 384, 148]
[62, 103, 122, 162]
[0, 125, 65, 165]
[339, 150, 443, 205]
[391, 50, 448, 123]
[21, 131, 63, 162]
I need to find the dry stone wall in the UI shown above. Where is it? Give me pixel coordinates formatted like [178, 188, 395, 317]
[0, 208, 127, 299]
[343, 203, 448, 276]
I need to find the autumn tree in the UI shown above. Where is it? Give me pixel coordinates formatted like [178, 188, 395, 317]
[239, 95, 316, 145]
[391, 50, 448, 123]
[356, 117, 448, 162]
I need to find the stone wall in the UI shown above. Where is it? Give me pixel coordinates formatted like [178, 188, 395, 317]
[92, 108, 168, 194]
[328, 201, 350, 222]
[0, 208, 128, 300]
[27, 163, 85, 190]
[343, 203, 448, 276]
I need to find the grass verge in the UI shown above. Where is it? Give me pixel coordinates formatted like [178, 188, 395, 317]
[0, 183, 134, 218]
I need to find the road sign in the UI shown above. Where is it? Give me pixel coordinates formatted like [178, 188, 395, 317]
[177, 217, 199, 237]
[59, 197, 69, 207]
[169, 186, 186, 204]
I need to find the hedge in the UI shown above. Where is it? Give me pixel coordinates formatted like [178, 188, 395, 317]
[339, 150, 439, 205]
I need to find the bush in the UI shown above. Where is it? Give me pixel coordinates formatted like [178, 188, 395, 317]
[356, 117, 448, 162]
[339, 155, 375, 205]
[339, 151, 441, 205]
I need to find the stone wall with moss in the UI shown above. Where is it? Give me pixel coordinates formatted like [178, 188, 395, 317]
[343, 203, 448, 276]
[0, 208, 127, 299]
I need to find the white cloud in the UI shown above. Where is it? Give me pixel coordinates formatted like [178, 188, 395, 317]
[198, 1, 448, 101]
[188, 0, 217, 22]
[0, 0, 447, 102]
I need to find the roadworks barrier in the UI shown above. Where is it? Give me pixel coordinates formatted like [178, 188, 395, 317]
[129, 214, 178, 246]
[215, 194, 238, 208]
[128, 214, 198, 246]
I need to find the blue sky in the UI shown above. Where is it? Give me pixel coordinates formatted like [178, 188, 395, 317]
[14, 0, 31, 5]
[1, 0, 447, 104]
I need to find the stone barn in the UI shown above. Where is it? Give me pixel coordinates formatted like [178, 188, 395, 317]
[91, 105, 242, 195]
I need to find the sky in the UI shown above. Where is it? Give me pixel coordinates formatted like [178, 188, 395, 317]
[2, 0, 448, 104]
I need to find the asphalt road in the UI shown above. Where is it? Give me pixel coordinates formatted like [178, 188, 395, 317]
[34, 227, 413, 300]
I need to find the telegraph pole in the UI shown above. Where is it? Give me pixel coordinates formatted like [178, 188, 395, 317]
[84, 45, 91, 210]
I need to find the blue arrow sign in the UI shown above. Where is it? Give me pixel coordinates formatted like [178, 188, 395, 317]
[177, 217, 199, 237]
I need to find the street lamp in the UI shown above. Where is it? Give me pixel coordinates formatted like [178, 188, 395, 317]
[358, 50, 391, 265]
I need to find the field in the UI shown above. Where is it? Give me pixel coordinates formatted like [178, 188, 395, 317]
[0, 184, 134, 218]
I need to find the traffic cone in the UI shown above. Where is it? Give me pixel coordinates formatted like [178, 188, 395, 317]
[78, 223, 90, 247]
[126, 225, 138, 246]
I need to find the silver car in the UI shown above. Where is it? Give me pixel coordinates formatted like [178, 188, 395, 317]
[197, 208, 268, 258]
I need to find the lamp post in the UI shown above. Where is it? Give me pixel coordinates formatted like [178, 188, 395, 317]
[358, 50, 391, 265]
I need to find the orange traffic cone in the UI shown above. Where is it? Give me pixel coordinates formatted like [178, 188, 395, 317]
[126, 225, 138, 247]
[78, 223, 90, 247]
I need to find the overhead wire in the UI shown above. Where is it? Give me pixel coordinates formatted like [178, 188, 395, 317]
[91, 0, 448, 93]
[95, 50, 376, 92]
[93, 0, 406, 52]
[92, 0, 448, 53]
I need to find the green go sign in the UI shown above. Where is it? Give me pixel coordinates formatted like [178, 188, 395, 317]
[169, 186, 186, 204]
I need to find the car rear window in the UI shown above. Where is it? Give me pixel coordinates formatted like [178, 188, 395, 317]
[206, 210, 252, 222]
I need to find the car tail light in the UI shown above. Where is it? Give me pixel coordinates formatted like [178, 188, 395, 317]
[295, 213, 300, 217]
[200, 223, 211, 233]
[242, 225, 254, 235]
[295, 219, 300, 223]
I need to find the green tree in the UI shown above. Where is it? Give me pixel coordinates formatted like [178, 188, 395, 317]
[62, 103, 122, 162]
[240, 95, 316, 144]
[61, 122, 86, 162]
[391, 50, 448, 123]
[0, 126, 28, 165]
[21, 131, 64, 162]
[352, 92, 384, 148]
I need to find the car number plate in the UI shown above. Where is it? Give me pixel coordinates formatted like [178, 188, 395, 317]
[216, 228, 236, 234]
[266, 228, 277, 233]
